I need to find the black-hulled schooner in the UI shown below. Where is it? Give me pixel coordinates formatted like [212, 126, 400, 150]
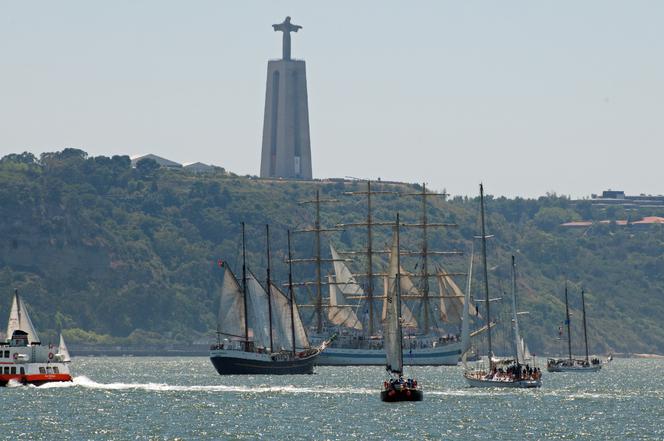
[547, 283, 602, 372]
[210, 224, 323, 375]
[380, 215, 423, 402]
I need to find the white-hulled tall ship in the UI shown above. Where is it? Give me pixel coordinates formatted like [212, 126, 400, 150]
[297, 184, 472, 366]
[210, 225, 324, 375]
[1, 290, 72, 386]
[547, 283, 603, 372]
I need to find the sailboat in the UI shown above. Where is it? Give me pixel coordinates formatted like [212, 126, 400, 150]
[1, 290, 73, 386]
[463, 185, 542, 388]
[57, 334, 72, 363]
[380, 215, 423, 402]
[209, 224, 324, 375]
[547, 284, 602, 372]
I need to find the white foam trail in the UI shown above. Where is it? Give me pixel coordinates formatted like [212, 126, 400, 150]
[6, 379, 24, 388]
[37, 376, 375, 394]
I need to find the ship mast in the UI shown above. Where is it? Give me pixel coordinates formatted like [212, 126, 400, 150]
[395, 213, 404, 374]
[265, 224, 274, 353]
[337, 180, 398, 336]
[564, 280, 572, 362]
[581, 288, 590, 364]
[479, 184, 493, 365]
[510, 255, 520, 365]
[241, 222, 249, 349]
[294, 189, 340, 334]
[287, 230, 296, 356]
[402, 183, 456, 334]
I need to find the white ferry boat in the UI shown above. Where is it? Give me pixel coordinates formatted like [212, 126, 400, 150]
[0, 290, 72, 386]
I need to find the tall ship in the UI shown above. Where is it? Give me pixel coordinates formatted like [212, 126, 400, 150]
[1, 290, 72, 386]
[210, 224, 324, 375]
[547, 283, 602, 372]
[294, 182, 475, 366]
[462, 185, 542, 388]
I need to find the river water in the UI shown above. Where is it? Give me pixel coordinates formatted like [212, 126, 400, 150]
[1, 357, 662, 440]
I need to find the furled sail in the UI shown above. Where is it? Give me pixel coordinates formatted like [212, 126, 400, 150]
[329, 245, 364, 330]
[6, 290, 40, 344]
[270, 282, 310, 349]
[384, 232, 403, 374]
[217, 264, 246, 340]
[245, 271, 272, 349]
[58, 334, 71, 362]
[437, 266, 479, 322]
[328, 275, 363, 330]
[382, 237, 417, 328]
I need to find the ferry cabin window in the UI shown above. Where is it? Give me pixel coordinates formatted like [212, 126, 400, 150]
[3, 350, 8, 358]
[10, 367, 16, 374]
[53, 367, 59, 374]
[46, 367, 53, 374]
[20, 367, 25, 375]
[39, 367, 46, 374]
[3, 367, 8, 374]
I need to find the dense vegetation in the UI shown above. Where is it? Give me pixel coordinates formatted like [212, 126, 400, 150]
[1, 149, 663, 355]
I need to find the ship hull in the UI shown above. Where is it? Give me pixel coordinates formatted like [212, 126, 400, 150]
[380, 387, 423, 402]
[317, 342, 462, 366]
[210, 349, 318, 375]
[547, 365, 602, 373]
[0, 361, 72, 387]
[464, 375, 542, 388]
[0, 373, 73, 386]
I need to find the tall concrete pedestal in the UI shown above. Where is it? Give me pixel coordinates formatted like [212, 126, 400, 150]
[260, 59, 312, 179]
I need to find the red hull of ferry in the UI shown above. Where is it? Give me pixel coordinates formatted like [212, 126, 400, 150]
[0, 373, 72, 386]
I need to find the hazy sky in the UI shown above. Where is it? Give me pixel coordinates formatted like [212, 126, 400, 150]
[1, 1, 662, 197]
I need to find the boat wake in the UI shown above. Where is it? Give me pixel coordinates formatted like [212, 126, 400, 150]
[33, 376, 376, 394]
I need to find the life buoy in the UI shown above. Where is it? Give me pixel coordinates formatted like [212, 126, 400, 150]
[12, 353, 18, 360]
[48, 352, 54, 360]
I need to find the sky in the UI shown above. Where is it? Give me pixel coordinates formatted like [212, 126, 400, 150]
[1, 1, 662, 198]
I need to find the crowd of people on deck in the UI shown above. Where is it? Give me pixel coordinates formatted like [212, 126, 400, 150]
[485, 363, 541, 382]
[384, 376, 418, 390]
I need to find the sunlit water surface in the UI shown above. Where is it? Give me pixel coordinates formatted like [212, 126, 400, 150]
[1, 357, 662, 440]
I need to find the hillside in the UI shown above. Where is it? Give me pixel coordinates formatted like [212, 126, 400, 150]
[1, 149, 663, 355]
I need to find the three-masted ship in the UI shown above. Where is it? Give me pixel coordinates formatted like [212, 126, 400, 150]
[463, 185, 542, 388]
[295, 182, 470, 366]
[547, 283, 602, 372]
[1, 290, 72, 386]
[210, 224, 323, 375]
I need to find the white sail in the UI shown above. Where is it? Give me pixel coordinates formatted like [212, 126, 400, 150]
[269, 282, 292, 350]
[438, 266, 479, 322]
[58, 334, 71, 362]
[5, 291, 40, 344]
[518, 336, 532, 363]
[270, 282, 310, 349]
[328, 275, 363, 330]
[217, 265, 246, 340]
[245, 271, 272, 349]
[384, 229, 403, 374]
